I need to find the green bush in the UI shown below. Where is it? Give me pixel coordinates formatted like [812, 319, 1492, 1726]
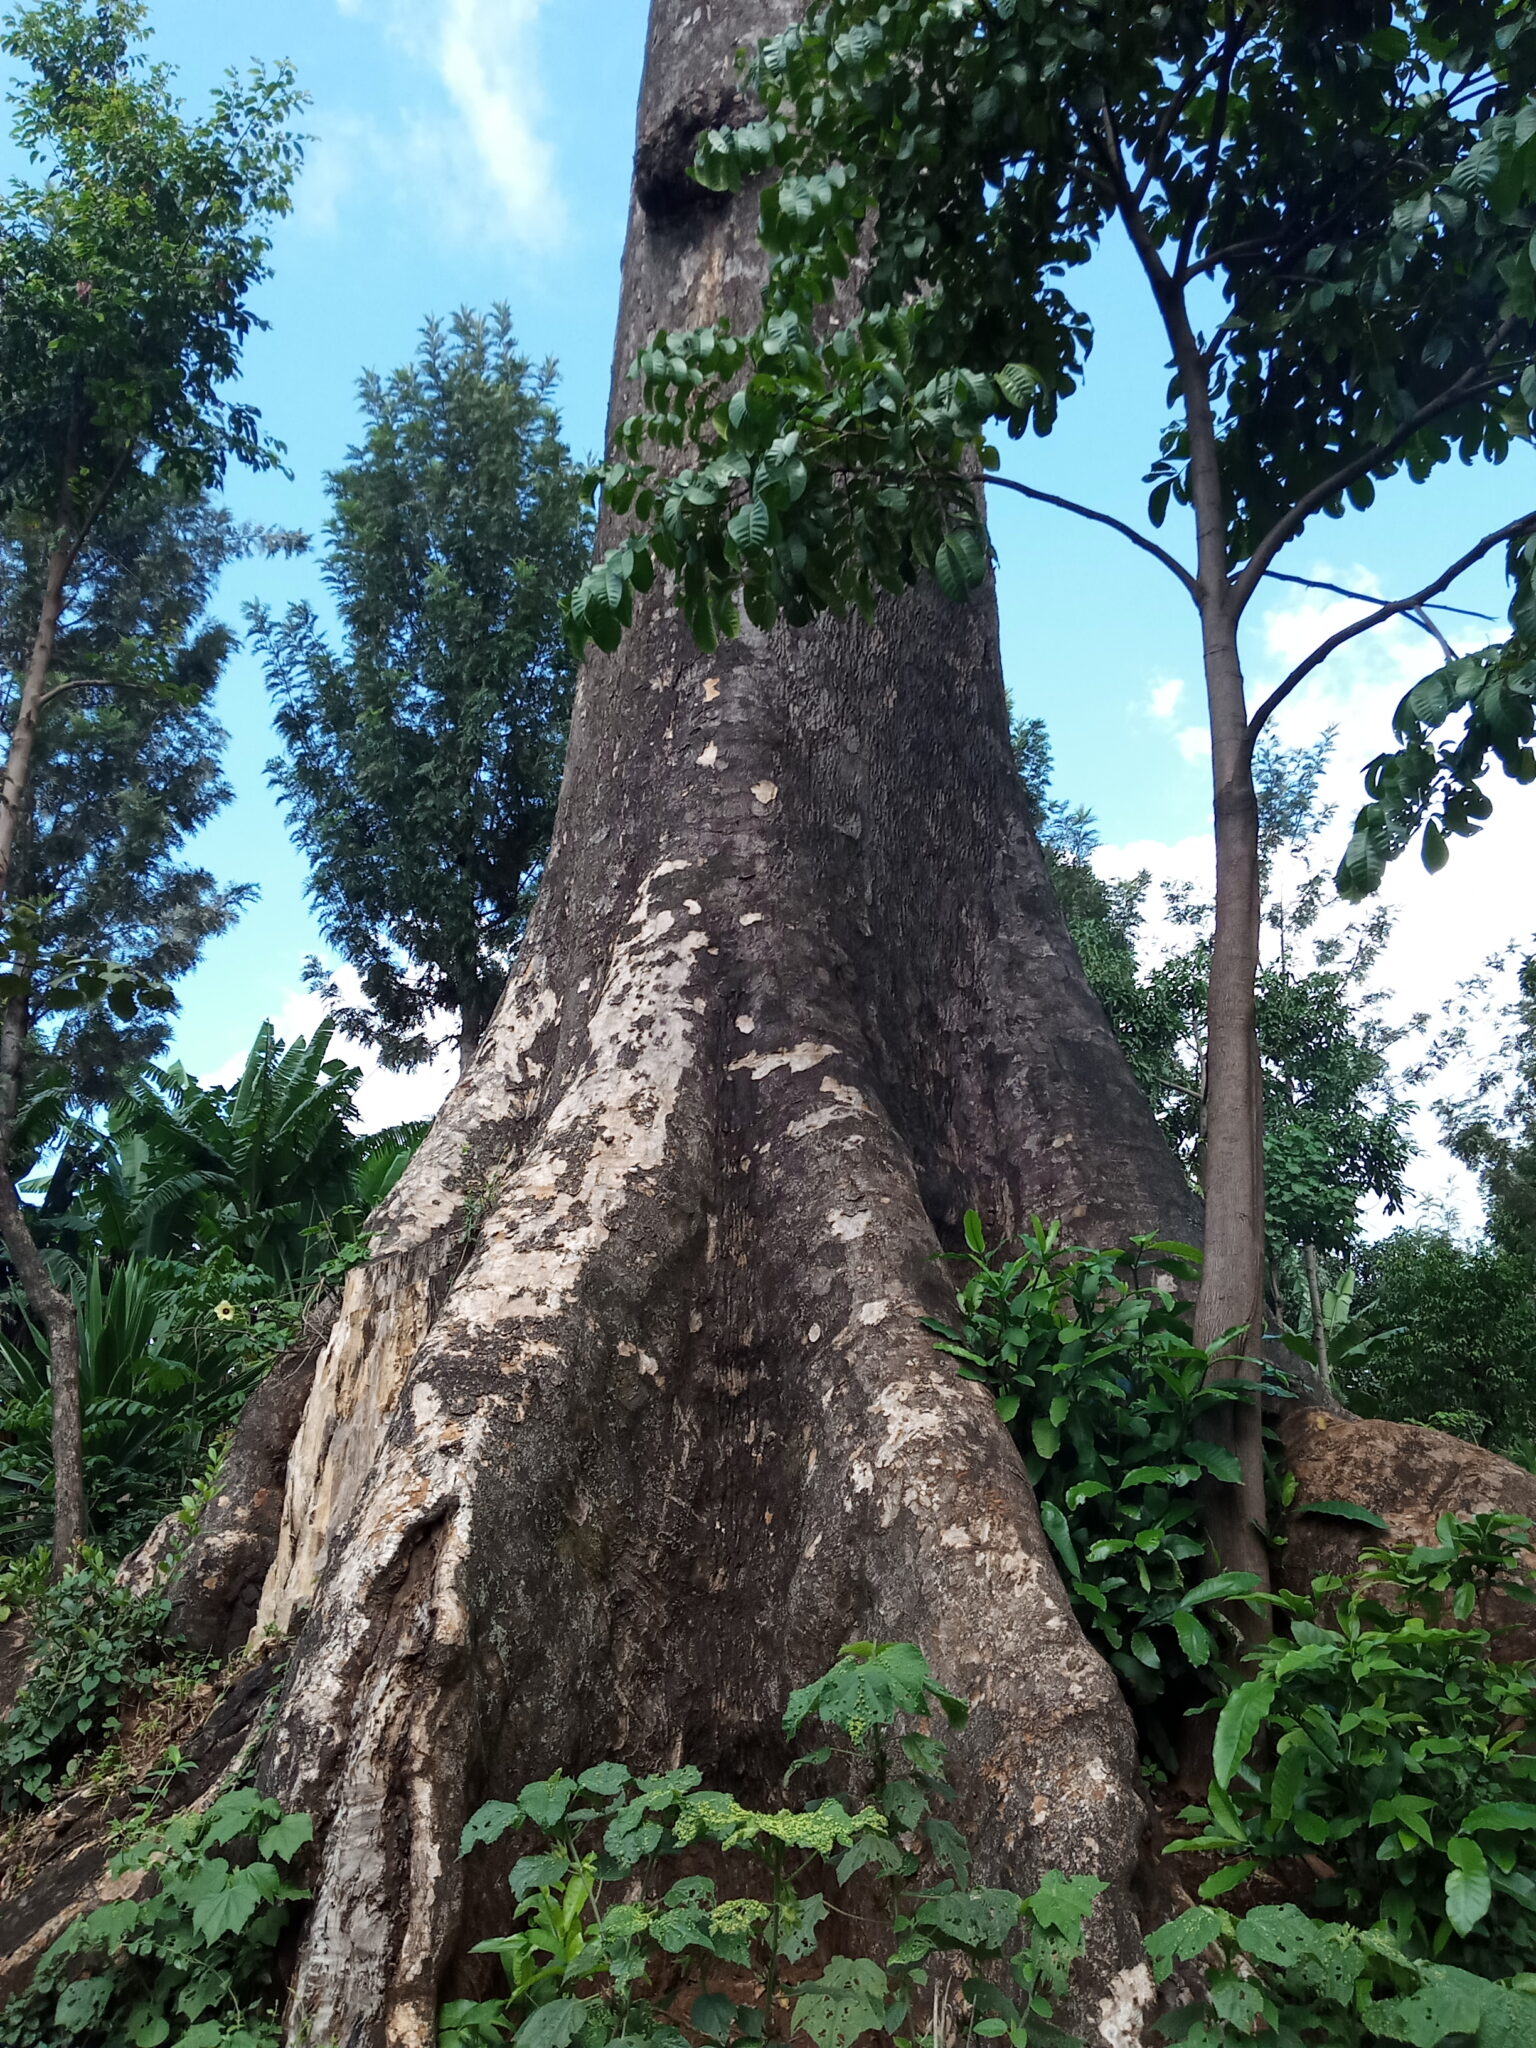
[1343, 1228, 1536, 1454]
[444, 1641, 1104, 2048]
[928, 1217, 1257, 1711]
[1176, 1514, 1536, 1977]
[0, 1784, 311, 2048]
[0, 1254, 284, 1556]
[1149, 1901, 1536, 2045]
[0, 1549, 173, 1808]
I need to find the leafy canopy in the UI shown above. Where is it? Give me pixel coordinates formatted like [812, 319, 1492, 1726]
[0, 0, 305, 523]
[256, 308, 592, 1068]
[0, 485, 284, 1112]
[571, 0, 1536, 659]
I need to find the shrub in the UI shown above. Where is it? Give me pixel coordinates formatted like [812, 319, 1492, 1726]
[1343, 1228, 1536, 1453]
[1149, 1901, 1536, 2044]
[444, 1641, 1104, 2048]
[0, 1784, 311, 2048]
[928, 1217, 1257, 1712]
[1176, 1514, 1536, 1977]
[0, 1549, 173, 1808]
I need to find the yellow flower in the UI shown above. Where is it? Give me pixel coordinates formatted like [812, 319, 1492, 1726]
[213, 1300, 237, 1323]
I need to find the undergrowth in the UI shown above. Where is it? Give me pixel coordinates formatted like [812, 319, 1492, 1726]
[0, 1785, 311, 2048]
[928, 1216, 1259, 1717]
[445, 1641, 1102, 2048]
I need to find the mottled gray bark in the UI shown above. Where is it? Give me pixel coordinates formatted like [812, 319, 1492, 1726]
[249, 7, 1199, 2044]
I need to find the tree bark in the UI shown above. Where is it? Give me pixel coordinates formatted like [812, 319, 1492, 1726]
[0, 539, 70, 906]
[1303, 1245, 1330, 1386]
[252, 8, 1200, 2043]
[1191, 612, 1269, 1596]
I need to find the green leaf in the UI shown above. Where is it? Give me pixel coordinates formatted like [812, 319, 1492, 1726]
[1295, 1499, 1390, 1530]
[692, 1994, 738, 2040]
[1145, 1906, 1224, 1984]
[190, 1871, 267, 1943]
[1039, 1500, 1081, 1578]
[514, 2000, 592, 2048]
[54, 1976, 114, 2033]
[728, 498, 771, 550]
[1178, 1571, 1263, 1609]
[576, 1762, 631, 1797]
[518, 1777, 576, 1832]
[462, 1801, 522, 1856]
[933, 529, 985, 602]
[1197, 1860, 1258, 1901]
[1463, 1801, 1536, 1834]
[1213, 1679, 1276, 1789]
[257, 1812, 313, 1863]
[1170, 1608, 1213, 1668]
[509, 1852, 572, 1897]
[1445, 1836, 1493, 1934]
[793, 1956, 891, 2048]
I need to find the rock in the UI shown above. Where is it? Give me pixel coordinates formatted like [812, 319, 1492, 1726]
[1279, 1409, 1536, 1659]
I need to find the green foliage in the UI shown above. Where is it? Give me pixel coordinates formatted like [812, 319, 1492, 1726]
[1175, 1515, 1536, 1976]
[1442, 953, 1536, 1267]
[445, 1642, 1103, 2048]
[1339, 578, 1536, 901]
[571, 3, 1536, 667]
[0, 1251, 281, 1555]
[0, 485, 274, 1113]
[0, 1541, 49, 1622]
[927, 1218, 1256, 1713]
[1148, 1901, 1536, 2046]
[56, 1017, 422, 1284]
[1343, 1228, 1536, 1455]
[0, 1017, 423, 1551]
[0, 1547, 171, 1807]
[0, 0, 305, 523]
[256, 306, 592, 1069]
[0, 1784, 311, 2048]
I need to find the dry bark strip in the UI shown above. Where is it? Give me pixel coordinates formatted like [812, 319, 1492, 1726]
[248, 7, 1201, 2043]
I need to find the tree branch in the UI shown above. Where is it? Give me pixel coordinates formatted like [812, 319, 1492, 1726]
[1262, 568, 1491, 624]
[1247, 510, 1536, 741]
[985, 475, 1199, 598]
[1234, 361, 1511, 608]
[1174, 3, 1245, 282]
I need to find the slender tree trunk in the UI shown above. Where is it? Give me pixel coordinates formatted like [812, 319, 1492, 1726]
[0, 540, 70, 906]
[1304, 1245, 1330, 1386]
[0, 497, 86, 1570]
[1190, 609, 1268, 1589]
[0, 988, 85, 1570]
[250, 10, 1199, 2042]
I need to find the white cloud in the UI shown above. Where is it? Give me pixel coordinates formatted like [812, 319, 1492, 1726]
[329, 0, 562, 246]
[204, 965, 457, 1135]
[1095, 569, 1536, 1239]
[1148, 676, 1185, 721]
[1175, 725, 1211, 763]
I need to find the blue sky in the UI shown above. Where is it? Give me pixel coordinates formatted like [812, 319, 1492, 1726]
[11, 3, 1534, 1205]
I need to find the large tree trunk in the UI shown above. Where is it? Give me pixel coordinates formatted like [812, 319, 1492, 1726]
[254, 7, 1199, 2042]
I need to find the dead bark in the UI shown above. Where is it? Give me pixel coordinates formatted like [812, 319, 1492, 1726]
[242, 9, 1200, 2043]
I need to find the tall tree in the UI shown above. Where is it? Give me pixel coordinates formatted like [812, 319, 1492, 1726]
[575, 0, 1536, 1585]
[1, 485, 273, 1115]
[255, 308, 593, 1074]
[0, 0, 303, 1566]
[162, 7, 1199, 2035]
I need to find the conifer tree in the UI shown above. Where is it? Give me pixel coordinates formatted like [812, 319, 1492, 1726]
[256, 309, 593, 1073]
